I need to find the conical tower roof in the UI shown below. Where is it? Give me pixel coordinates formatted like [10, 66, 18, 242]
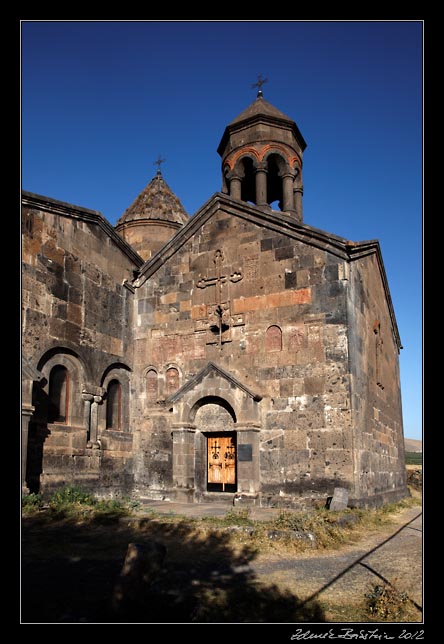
[116, 170, 189, 227]
[217, 94, 306, 158]
[229, 95, 294, 126]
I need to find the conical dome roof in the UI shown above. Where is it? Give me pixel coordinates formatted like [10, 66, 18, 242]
[116, 171, 189, 227]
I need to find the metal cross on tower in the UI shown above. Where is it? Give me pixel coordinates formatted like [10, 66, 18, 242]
[252, 74, 268, 97]
[153, 155, 166, 174]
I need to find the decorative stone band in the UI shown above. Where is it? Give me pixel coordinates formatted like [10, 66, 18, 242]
[224, 143, 302, 171]
[232, 287, 311, 314]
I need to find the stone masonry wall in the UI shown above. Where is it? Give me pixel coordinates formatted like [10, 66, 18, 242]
[347, 253, 406, 505]
[118, 220, 182, 261]
[22, 205, 136, 365]
[22, 202, 138, 496]
[132, 207, 355, 504]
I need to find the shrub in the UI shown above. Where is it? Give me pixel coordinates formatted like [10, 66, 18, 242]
[22, 493, 44, 511]
[92, 498, 128, 523]
[48, 485, 96, 514]
[201, 507, 253, 527]
[223, 507, 253, 525]
[365, 583, 408, 620]
[273, 509, 349, 548]
[406, 468, 422, 490]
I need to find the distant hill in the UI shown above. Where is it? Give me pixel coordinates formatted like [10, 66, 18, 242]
[404, 438, 422, 453]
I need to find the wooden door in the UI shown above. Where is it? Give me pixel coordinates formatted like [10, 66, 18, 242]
[207, 434, 236, 491]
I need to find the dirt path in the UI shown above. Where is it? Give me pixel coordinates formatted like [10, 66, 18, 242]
[251, 505, 423, 621]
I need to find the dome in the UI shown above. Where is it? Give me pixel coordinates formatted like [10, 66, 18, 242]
[116, 171, 189, 227]
[115, 170, 189, 262]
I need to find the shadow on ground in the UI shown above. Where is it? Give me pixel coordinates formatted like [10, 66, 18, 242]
[21, 513, 325, 623]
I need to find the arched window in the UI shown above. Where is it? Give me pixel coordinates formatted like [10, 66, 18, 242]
[48, 365, 69, 423]
[266, 325, 282, 352]
[146, 369, 158, 402]
[165, 367, 179, 395]
[106, 379, 122, 430]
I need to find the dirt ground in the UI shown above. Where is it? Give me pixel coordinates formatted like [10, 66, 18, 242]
[21, 495, 422, 624]
[251, 505, 422, 623]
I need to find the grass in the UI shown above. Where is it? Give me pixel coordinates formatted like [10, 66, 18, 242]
[22, 485, 140, 523]
[197, 494, 420, 553]
[200, 507, 254, 528]
[22, 485, 420, 553]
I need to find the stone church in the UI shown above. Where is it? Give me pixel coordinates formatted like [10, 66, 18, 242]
[21, 90, 408, 508]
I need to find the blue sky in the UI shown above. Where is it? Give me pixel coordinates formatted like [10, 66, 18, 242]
[21, 20, 423, 440]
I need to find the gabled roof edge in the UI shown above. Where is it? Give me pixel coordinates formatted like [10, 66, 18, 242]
[130, 192, 401, 350]
[166, 361, 262, 404]
[347, 241, 402, 351]
[22, 191, 144, 268]
[134, 192, 354, 286]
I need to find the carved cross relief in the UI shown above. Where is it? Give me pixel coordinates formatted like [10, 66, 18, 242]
[194, 249, 244, 347]
[374, 321, 384, 390]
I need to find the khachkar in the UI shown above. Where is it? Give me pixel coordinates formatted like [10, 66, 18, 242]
[194, 249, 244, 347]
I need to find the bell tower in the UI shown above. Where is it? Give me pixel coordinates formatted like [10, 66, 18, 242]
[217, 79, 307, 222]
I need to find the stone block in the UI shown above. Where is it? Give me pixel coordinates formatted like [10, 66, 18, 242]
[324, 449, 353, 477]
[261, 238, 273, 251]
[304, 376, 325, 395]
[275, 246, 294, 261]
[67, 303, 82, 325]
[272, 236, 293, 249]
[328, 487, 349, 510]
[68, 286, 82, 305]
[42, 239, 65, 266]
[297, 269, 310, 287]
[279, 379, 294, 397]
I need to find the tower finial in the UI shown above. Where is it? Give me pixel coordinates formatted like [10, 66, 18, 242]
[251, 74, 268, 97]
[153, 155, 166, 175]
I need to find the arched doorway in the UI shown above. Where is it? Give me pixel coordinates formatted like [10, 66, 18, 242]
[168, 363, 262, 503]
[190, 397, 238, 495]
[194, 399, 237, 493]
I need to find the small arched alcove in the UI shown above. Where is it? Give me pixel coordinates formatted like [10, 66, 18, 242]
[190, 395, 236, 427]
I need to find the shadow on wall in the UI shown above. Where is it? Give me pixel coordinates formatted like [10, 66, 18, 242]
[26, 382, 51, 493]
[26, 422, 50, 494]
[21, 514, 325, 623]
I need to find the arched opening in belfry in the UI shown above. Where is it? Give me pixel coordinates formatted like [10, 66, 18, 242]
[239, 157, 256, 205]
[266, 153, 285, 210]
